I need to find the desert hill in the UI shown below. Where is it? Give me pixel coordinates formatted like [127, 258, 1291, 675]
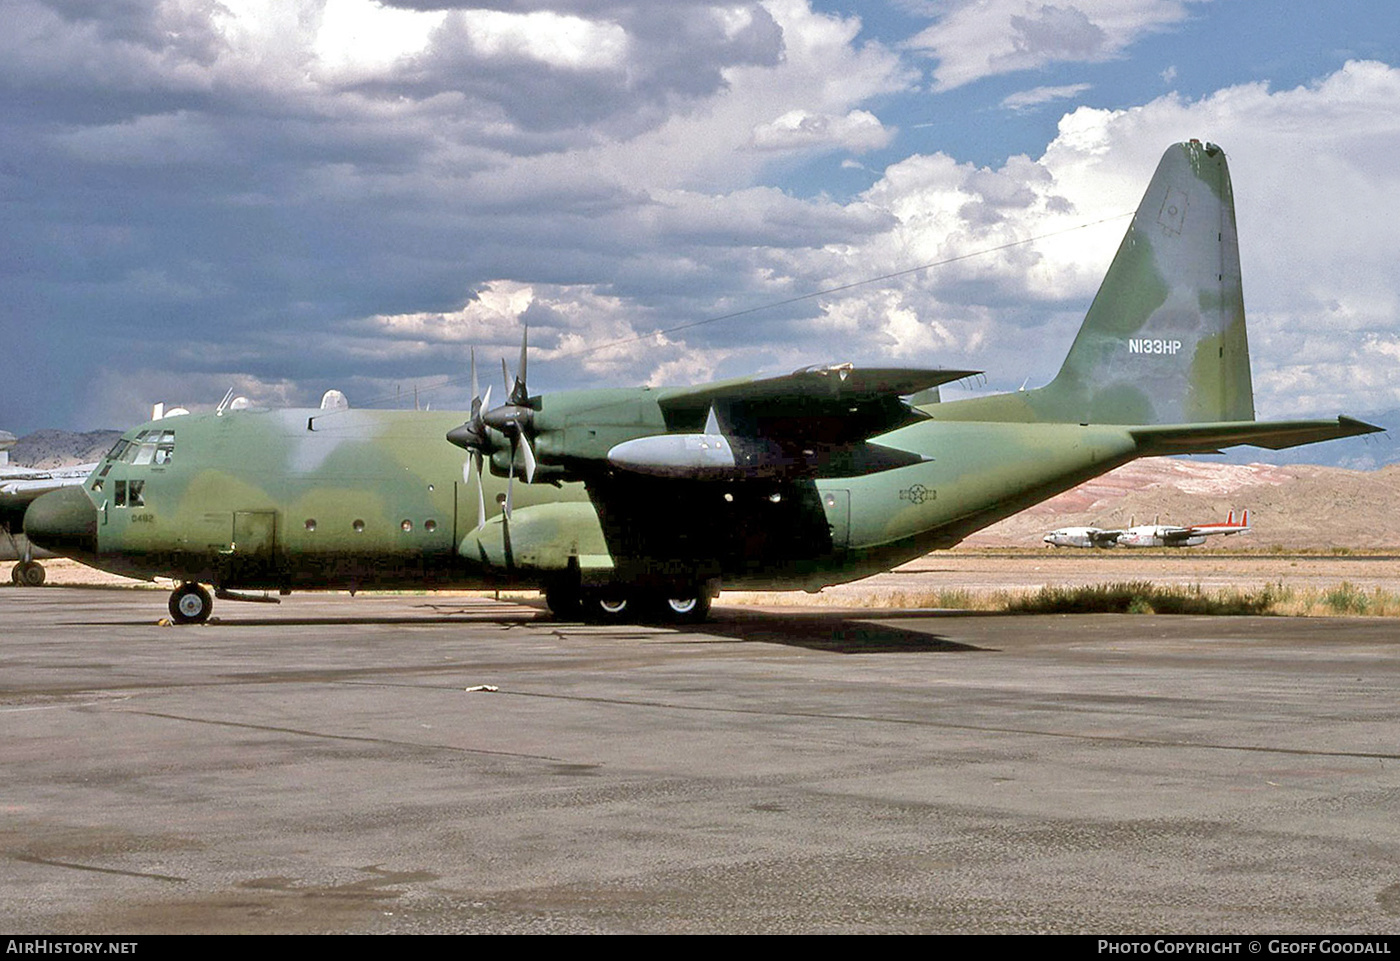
[10, 429, 122, 469]
[965, 457, 1400, 551]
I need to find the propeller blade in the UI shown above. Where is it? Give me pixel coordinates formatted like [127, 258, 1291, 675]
[504, 448, 515, 519]
[470, 348, 480, 416]
[519, 431, 537, 484]
[514, 324, 528, 406]
[472, 451, 486, 530]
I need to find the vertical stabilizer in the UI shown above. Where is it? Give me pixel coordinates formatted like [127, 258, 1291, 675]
[1039, 140, 1254, 424]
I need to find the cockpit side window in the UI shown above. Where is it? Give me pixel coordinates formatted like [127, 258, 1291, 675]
[153, 430, 175, 465]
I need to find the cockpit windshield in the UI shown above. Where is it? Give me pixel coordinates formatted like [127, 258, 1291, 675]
[108, 430, 175, 466]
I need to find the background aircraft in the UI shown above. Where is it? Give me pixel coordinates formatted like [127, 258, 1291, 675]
[1042, 526, 1125, 549]
[23, 142, 1379, 623]
[0, 431, 96, 585]
[1045, 511, 1251, 549]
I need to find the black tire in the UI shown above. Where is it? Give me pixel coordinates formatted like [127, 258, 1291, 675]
[169, 583, 213, 624]
[16, 561, 45, 587]
[544, 583, 583, 620]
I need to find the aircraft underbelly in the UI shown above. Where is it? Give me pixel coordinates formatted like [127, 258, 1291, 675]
[455, 477, 850, 587]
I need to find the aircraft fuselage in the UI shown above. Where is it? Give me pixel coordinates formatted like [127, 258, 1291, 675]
[39, 399, 1140, 594]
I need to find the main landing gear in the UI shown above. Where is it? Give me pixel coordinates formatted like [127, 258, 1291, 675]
[544, 582, 714, 624]
[6, 526, 46, 586]
[169, 582, 213, 624]
[10, 560, 45, 586]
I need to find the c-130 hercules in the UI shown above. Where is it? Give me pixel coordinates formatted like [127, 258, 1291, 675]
[25, 142, 1380, 623]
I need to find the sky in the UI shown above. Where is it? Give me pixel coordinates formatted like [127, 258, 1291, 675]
[3, 0, 1399, 436]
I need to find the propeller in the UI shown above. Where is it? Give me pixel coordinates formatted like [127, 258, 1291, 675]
[445, 349, 492, 529]
[446, 327, 539, 523]
[480, 326, 538, 518]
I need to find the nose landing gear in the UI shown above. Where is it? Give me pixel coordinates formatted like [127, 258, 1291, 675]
[169, 582, 213, 624]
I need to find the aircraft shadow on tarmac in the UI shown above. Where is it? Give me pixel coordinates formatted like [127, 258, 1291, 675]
[691, 607, 992, 653]
[122, 599, 995, 654]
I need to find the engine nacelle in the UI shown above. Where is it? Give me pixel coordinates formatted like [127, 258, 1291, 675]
[458, 501, 611, 574]
[607, 433, 741, 479]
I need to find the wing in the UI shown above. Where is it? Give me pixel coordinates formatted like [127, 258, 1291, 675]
[613, 364, 985, 479]
[658, 365, 979, 443]
[1157, 526, 1195, 545]
[641, 364, 980, 479]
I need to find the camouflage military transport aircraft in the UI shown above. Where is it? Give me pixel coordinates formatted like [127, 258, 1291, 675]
[23, 142, 1380, 624]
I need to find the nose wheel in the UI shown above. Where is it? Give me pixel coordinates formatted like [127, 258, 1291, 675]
[169, 582, 213, 624]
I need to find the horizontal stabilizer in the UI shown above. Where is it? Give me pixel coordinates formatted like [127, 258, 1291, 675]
[1131, 416, 1382, 455]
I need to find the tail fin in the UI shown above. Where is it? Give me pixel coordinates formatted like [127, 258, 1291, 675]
[1038, 140, 1254, 424]
[932, 141, 1256, 426]
[927, 142, 1380, 450]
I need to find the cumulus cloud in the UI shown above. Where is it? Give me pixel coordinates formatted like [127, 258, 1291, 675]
[1001, 83, 1093, 111]
[907, 0, 1204, 90]
[748, 108, 893, 152]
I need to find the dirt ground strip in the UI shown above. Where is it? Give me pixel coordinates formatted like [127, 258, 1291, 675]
[14, 551, 1400, 610]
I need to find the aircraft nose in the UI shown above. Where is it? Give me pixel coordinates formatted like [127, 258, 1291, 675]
[24, 486, 98, 558]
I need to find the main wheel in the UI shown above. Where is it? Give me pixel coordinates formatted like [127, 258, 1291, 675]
[12, 561, 45, 586]
[544, 583, 583, 620]
[659, 590, 711, 623]
[169, 583, 213, 624]
[581, 590, 632, 623]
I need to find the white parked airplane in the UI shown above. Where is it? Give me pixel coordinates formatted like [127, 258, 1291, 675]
[1045, 511, 1250, 549]
[0, 431, 98, 584]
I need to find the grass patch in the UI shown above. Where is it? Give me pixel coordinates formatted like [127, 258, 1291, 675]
[1006, 581, 1279, 616]
[715, 580, 1400, 618]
